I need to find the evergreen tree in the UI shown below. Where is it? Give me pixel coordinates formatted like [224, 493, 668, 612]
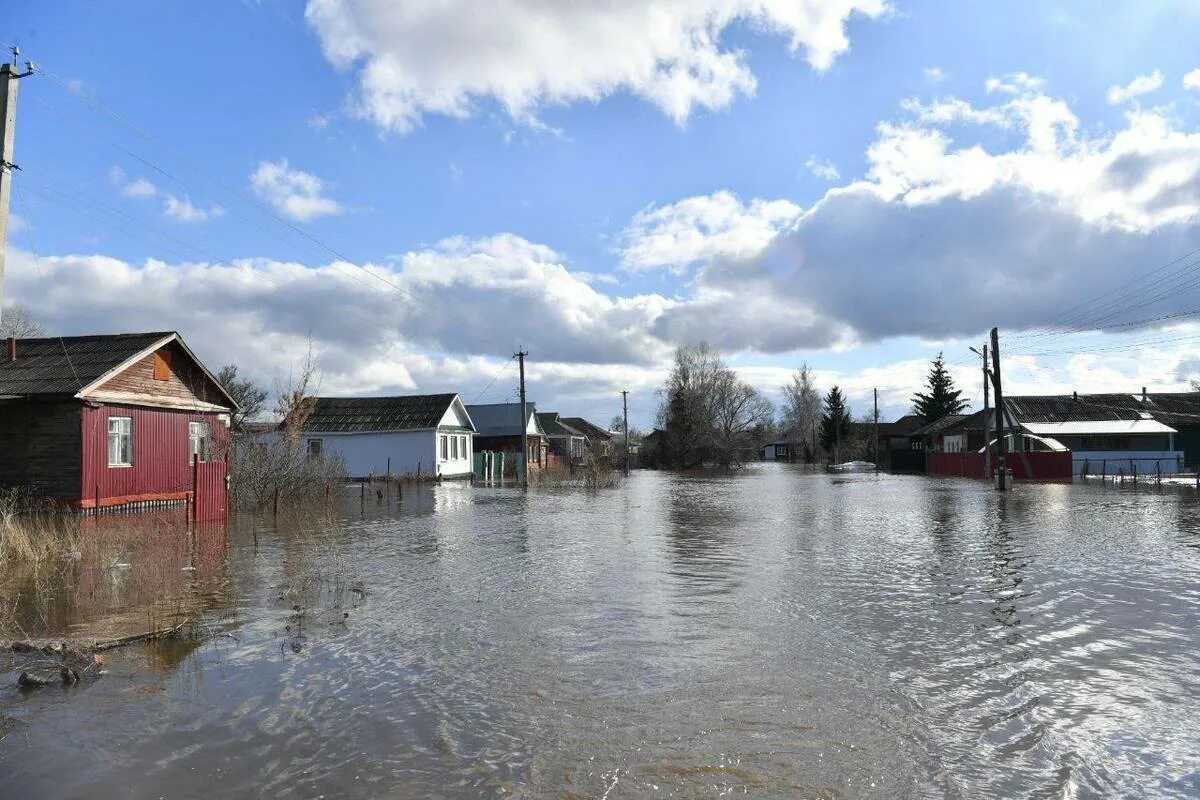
[818, 385, 852, 461]
[911, 352, 968, 423]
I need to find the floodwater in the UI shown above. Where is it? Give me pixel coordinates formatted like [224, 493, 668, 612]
[3, 465, 1200, 798]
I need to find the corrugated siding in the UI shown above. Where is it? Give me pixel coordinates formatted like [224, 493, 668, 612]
[81, 404, 229, 508]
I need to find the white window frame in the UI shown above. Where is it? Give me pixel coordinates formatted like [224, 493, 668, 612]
[440, 434, 449, 461]
[108, 416, 133, 467]
[307, 439, 323, 459]
[189, 420, 211, 463]
[460, 435, 468, 460]
[451, 435, 459, 460]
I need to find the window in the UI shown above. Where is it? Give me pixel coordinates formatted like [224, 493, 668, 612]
[451, 435, 459, 460]
[108, 417, 132, 466]
[153, 351, 172, 381]
[189, 421, 211, 462]
[307, 439, 323, 458]
[440, 435, 448, 461]
[460, 435, 468, 459]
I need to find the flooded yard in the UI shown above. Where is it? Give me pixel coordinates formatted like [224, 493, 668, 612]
[2, 465, 1200, 798]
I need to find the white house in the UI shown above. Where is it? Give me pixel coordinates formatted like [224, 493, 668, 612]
[296, 394, 476, 479]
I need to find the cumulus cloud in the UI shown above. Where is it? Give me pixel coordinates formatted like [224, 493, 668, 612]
[163, 195, 224, 223]
[1106, 70, 1164, 105]
[250, 159, 344, 221]
[805, 155, 841, 181]
[923, 66, 945, 82]
[1185, 69, 1200, 92]
[304, 0, 888, 132]
[109, 167, 157, 199]
[620, 190, 801, 273]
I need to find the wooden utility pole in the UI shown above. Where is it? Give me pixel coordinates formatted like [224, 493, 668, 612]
[989, 328, 1008, 491]
[516, 349, 529, 486]
[621, 390, 630, 477]
[872, 387, 879, 471]
[0, 47, 35, 327]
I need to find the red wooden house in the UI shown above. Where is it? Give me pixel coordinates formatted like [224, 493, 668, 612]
[0, 332, 237, 518]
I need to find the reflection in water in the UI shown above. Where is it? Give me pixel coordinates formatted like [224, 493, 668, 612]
[3, 467, 1200, 798]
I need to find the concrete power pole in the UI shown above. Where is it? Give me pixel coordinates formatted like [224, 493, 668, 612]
[981, 343, 990, 480]
[621, 390, 629, 477]
[0, 47, 35, 327]
[516, 350, 529, 486]
[989, 328, 1008, 491]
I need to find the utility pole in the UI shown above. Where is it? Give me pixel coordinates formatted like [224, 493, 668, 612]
[516, 349, 528, 486]
[0, 47, 35, 327]
[981, 343, 990, 480]
[621, 390, 630, 477]
[989, 328, 1008, 491]
[873, 387, 879, 471]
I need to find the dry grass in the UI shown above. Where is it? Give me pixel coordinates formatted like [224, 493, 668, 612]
[0, 490, 81, 566]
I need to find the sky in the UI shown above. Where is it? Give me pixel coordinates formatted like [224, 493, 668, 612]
[6, 1, 1200, 428]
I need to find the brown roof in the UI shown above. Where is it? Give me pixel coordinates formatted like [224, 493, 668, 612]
[560, 416, 613, 440]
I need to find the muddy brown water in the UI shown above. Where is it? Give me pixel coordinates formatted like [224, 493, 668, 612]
[2, 465, 1200, 798]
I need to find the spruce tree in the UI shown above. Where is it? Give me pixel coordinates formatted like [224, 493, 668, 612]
[911, 352, 968, 423]
[818, 385, 852, 460]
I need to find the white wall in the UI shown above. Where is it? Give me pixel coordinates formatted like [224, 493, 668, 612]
[302, 429, 473, 478]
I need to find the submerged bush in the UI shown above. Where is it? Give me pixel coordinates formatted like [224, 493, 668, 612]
[231, 440, 347, 512]
[0, 489, 81, 566]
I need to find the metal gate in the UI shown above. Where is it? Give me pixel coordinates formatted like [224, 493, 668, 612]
[192, 456, 229, 522]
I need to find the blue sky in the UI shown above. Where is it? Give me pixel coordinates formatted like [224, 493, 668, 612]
[6, 1, 1200, 426]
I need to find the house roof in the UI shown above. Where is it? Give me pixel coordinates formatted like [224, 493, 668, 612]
[909, 413, 970, 437]
[302, 394, 467, 433]
[1023, 419, 1177, 436]
[536, 412, 585, 437]
[465, 402, 542, 437]
[0, 331, 237, 409]
[1006, 394, 1144, 424]
[878, 413, 926, 437]
[560, 416, 613, 440]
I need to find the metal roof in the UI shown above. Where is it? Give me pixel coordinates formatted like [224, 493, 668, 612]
[1023, 420, 1177, 436]
[302, 394, 465, 433]
[536, 412, 585, 438]
[464, 402, 542, 437]
[909, 414, 970, 437]
[560, 416, 612, 440]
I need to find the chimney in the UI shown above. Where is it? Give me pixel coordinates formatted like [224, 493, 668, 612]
[7, 337, 14, 362]
[1072, 390, 1077, 402]
[1142, 386, 1148, 402]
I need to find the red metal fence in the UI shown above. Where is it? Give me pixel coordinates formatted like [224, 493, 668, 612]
[928, 451, 1073, 482]
[191, 456, 229, 522]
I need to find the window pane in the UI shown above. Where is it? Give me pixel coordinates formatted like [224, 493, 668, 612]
[440, 435, 448, 460]
[451, 436, 458, 459]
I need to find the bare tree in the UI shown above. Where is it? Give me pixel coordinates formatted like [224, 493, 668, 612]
[657, 342, 772, 468]
[216, 364, 268, 432]
[780, 364, 821, 459]
[0, 304, 44, 338]
[276, 341, 320, 448]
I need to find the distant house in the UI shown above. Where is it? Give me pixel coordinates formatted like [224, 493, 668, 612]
[290, 394, 476, 479]
[465, 401, 552, 473]
[878, 413, 925, 471]
[761, 441, 795, 461]
[1006, 394, 1185, 476]
[0, 332, 237, 517]
[537, 412, 588, 464]
[560, 416, 614, 457]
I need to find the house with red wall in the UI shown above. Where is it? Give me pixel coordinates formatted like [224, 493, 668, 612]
[0, 331, 237, 518]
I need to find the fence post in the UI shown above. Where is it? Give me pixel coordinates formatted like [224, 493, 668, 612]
[1133, 462, 1138, 484]
[1101, 459, 1106, 481]
[1157, 461, 1162, 486]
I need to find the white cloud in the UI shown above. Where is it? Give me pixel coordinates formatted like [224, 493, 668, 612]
[121, 178, 158, 199]
[109, 167, 158, 199]
[923, 66, 945, 82]
[163, 195, 224, 223]
[1106, 70, 1164, 105]
[1184, 69, 1200, 92]
[304, 0, 889, 133]
[250, 159, 344, 222]
[8, 213, 27, 234]
[620, 190, 801, 273]
[805, 155, 841, 181]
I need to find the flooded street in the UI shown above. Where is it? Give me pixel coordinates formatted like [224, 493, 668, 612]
[3, 465, 1200, 798]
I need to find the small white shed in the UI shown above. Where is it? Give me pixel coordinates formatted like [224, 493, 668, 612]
[298, 393, 476, 479]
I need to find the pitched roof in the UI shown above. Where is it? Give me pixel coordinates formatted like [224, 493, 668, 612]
[465, 402, 541, 437]
[909, 413, 970, 437]
[1006, 395, 1143, 424]
[302, 394, 463, 433]
[0, 331, 236, 410]
[536, 412, 584, 437]
[878, 413, 925, 436]
[560, 416, 613, 440]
